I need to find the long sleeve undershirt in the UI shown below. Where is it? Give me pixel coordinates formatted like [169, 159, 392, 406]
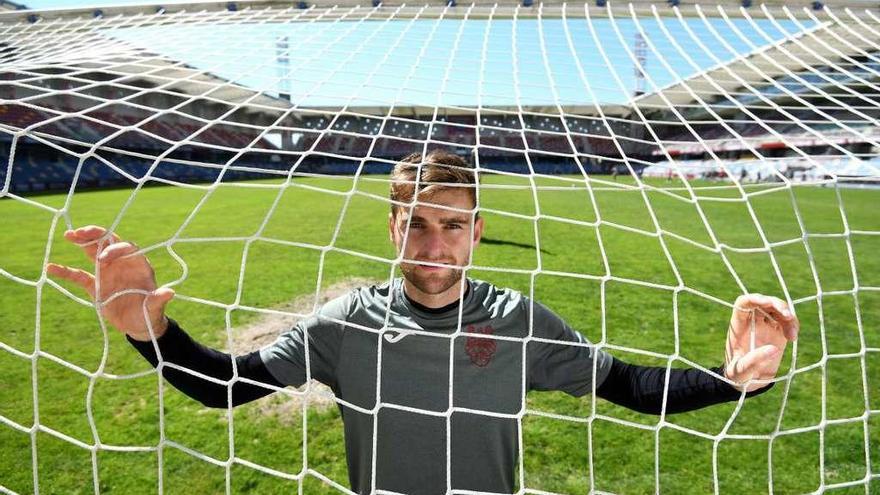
[594, 357, 771, 414]
[127, 319, 281, 408]
[128, 319, 772, 411]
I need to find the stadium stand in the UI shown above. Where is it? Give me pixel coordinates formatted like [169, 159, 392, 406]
[2, 39, 878, 193]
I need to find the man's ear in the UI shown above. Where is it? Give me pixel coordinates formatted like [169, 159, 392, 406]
[472, 215, 484, 246]
[388, 212, 396, 244]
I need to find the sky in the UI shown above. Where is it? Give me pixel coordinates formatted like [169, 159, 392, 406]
[21, 0, 816, 107]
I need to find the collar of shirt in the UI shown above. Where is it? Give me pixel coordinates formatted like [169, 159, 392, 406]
[390, 278, 476, 333]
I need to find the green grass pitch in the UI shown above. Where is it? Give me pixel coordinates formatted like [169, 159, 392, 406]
[1, 174, 879, 494]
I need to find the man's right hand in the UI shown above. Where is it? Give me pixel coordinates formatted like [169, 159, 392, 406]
[46, 225, 174, 342]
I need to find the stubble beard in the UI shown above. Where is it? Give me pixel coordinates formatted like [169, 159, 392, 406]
[400, 261, 463, 296]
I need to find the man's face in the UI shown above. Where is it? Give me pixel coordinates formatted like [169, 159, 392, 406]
[389, 188, 483, 297]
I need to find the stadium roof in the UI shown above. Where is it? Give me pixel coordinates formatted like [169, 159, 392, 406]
[0, 0, 27, 11]
[3, 0, 880, 22]
[3, 0, 879, 119]
[631, 8, 880, 116]
[72, 54, 291, 113]
[3, 25, 290, 115]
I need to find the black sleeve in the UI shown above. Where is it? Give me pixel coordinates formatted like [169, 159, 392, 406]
[595, 357, 774, 415]
[127, 319, 284, 409]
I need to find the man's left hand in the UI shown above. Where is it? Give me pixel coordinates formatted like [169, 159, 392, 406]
[725, 294, 800, 392]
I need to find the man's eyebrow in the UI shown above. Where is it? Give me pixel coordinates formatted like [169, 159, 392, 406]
[406, 214, 470, 224]
[439, 215, 470, 224]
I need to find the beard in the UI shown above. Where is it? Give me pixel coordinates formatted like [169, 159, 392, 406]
[400, 259, 464, 296]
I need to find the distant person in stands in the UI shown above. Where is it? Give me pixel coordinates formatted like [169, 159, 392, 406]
[47, 150, 799, 495]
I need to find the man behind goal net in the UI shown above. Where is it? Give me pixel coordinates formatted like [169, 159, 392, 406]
[1, 1, 878, 494]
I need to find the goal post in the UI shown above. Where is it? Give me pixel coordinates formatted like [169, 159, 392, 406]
[0, 1, 878, 494]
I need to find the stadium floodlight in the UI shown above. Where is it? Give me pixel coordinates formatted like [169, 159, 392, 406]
[0, 1, 878, 494]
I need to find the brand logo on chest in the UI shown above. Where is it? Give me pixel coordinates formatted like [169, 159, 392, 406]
[465, 324, 496, 367]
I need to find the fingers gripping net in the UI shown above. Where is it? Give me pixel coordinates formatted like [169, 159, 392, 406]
[1, 1, 879, 494]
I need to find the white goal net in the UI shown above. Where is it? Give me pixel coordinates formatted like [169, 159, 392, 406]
[1, 1, 879, 494]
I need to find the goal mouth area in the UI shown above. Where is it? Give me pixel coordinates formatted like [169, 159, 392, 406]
[1, 2, 879, 494]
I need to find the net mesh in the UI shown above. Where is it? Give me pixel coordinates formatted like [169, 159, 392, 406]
[1, 1, 879, 494]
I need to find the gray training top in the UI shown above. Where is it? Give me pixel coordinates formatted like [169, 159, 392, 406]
[259, 277, 613, 494]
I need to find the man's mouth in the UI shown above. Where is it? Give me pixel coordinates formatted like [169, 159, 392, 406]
[414, 260, 454, 271]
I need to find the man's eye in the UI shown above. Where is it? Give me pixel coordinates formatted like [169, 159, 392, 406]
[446, 223, 462, 229]
[408, 222, 423, 229]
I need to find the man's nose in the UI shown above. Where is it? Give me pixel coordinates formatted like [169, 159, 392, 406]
[420, 228, 446, 257]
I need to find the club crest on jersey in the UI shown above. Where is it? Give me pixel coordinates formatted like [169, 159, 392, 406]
[465, 324, 496, 367]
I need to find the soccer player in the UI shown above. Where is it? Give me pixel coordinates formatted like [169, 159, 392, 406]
[47, 150, 799, 494]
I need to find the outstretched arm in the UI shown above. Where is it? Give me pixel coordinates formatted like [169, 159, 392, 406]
[127, 319, 282, 408]
[596, 293, 799, 414]
[47, 225, 280, 408]
[595, 358, 764, 415]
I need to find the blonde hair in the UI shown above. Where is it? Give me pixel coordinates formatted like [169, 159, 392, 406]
[389, 150, 478, 218]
